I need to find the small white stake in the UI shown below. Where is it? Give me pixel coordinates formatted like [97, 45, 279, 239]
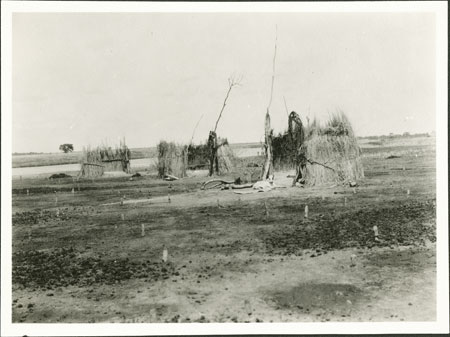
[344, 197, 347, 206]
[56, 209, 60, 217]
[72, 188, 75, 195]
[407, 189, 410, 196]
[121, 213, 125, 221]
[322, 195, 325, 201]
[55, 196, 58, 205]
[162, 246, 168, 263]
[141, 224, 145, 237]
[402, 166, 406, 171]
[304, 205, 309, 218]
[373, 225, 379, 237]
[28, 229, 32, 241]
[27, 189, 29, 196]
[350, 254, 356, 266]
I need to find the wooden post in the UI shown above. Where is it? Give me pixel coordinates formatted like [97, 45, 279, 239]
[261, 27, 277, 181]
[162, 246, 168, 263]
[304, 204, 309, 218]
[344, 197, 347, 206]
[141, 224, 145, 237]
[261, 111, 274, 180]
[208, 131, 218, 176]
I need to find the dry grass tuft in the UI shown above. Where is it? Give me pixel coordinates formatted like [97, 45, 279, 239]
[157, 141, 188, 178]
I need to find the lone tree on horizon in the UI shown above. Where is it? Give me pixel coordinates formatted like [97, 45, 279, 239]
[59, 144, 74, 153]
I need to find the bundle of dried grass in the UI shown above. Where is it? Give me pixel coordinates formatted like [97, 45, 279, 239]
[303, 112, 364, 185]
[216, 142, 235, 174]
[157, 141, 188, 178]
[79, 139, 131, 177]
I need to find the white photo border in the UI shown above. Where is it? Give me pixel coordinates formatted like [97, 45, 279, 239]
[1, 1, 448, 336]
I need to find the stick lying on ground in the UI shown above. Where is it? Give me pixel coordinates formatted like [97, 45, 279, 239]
[221, 183, 254, 190]
[201, 177, 242, 190]
[163, 174, 179, 181]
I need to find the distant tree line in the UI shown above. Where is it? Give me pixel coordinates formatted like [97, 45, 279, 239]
[357, 132, 432, 140]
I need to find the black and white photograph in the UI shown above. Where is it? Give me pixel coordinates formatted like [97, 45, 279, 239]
[1, 1, 448, 336]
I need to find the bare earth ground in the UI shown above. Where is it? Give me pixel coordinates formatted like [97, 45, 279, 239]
[11, 137, 436, 323]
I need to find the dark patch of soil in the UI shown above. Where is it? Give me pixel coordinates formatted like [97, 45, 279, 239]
[263, 200, 435, 255]
[49, 173, 72, 179]
[13, 247, 176, 290]
[12, 209, 72, 226]
[269, 283, 363, 312]
[366, 249, 435, 271]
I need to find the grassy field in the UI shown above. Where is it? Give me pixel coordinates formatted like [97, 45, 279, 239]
[10, 136, 436, 323]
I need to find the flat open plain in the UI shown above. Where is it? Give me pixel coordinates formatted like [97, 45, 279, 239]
[11, 136, 436, 323]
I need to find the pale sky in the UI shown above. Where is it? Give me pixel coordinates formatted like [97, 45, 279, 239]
[12, 12, 436, 153]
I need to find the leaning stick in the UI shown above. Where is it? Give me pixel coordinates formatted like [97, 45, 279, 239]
[283, 96, 289, 118]
[267, 26, 278, 111]
[190, 114, 204, 145]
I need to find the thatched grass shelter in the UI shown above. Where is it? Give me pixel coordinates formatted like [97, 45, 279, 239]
[272, 111, 364, 186]
[157, 141, 188, 178]
[188, 137, 235, 175]
[79, 140, 131, 178]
